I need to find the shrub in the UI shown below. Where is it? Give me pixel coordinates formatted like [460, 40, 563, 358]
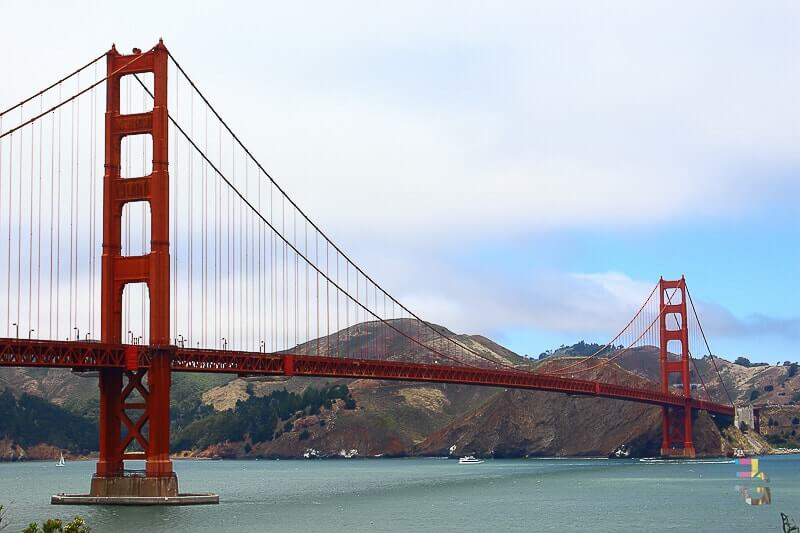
[735, 357, 752, 367]
[764, 385, 774, 392]
[749, 389, 760, 401]
[298, 430, 310, 441]
[790, 364, 799, 378]
[21, 516, 90, 533]
[766, 434, 788, 446]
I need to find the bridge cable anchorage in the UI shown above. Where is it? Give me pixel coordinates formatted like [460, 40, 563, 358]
[687, 287, 735, 407]
[0, 52, 106, 119]
[159, 52, 516, 370]
[542, 281, 659, 375]
[130, 70, 520, 372]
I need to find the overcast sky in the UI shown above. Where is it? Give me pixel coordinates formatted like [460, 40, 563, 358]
[1, 1, 797, 362]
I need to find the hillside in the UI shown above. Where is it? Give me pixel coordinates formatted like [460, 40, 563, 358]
[0, 323, 794, 460]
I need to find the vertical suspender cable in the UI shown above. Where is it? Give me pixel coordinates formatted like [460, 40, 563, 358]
[188, 86, 194, 345]
[49, 108, 55, 338]
[17, 108, 24, 332]
[55, 85, 62, 339]
[203, 105, 208, 347]
[74, 72, 81, 336]
[5, 128, 11, 336]
[27, 110, 35, 335]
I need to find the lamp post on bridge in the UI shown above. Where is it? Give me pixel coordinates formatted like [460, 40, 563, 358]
[73, 327, 80, 341]
[221, 337, 228, 350]
[28, 329, 34, 339]
[11, 323, 18, 338]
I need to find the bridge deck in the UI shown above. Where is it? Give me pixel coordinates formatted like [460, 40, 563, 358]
[0, 338, 734, 417]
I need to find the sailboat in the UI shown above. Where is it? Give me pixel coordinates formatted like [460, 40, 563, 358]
[56, 452, 65, 467]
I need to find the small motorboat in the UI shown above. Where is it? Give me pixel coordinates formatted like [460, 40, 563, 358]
[55, 452, 66, 467]
[458, 455, 484, 464]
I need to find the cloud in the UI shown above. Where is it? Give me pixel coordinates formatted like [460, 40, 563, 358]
[396, 265, 799, 347]
[3, 1, 797, 244]
[691, 301, 800, 342]
[0, 1, 796, 361]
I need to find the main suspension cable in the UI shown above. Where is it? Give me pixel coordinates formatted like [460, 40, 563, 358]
[543, 281, 659, 375]
[687, 287, 735, 407]
[164, 50, 515, 368]
[0, 50, 153, 142]
[0, 52, 106, 118]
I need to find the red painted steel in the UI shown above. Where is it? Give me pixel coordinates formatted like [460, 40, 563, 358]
[99, 41, 172, 479]
[0, 338, 735, 417]
[659, 277, 696, 457]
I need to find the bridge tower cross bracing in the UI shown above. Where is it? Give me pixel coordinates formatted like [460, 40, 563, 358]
[659, 276, 696, 458]
[92, 40, 177, 498]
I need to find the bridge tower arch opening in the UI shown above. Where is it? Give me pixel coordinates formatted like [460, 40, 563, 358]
[659, 276, 696, 458]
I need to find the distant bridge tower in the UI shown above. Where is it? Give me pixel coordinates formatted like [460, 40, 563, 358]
[659, 276, 696, 458]
[93, 41, 177, 498]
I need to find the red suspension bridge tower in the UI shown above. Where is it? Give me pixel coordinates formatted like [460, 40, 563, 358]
[92, 41, 181, 499]
[659, 276, 696, 458]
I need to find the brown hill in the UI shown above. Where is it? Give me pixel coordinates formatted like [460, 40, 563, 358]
[0, 323, 764, 459]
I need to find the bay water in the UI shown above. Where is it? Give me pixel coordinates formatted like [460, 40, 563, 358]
[1, 456, 798, 532]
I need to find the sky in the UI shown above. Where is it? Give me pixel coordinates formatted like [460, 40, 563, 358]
[0, 1, 797, 362]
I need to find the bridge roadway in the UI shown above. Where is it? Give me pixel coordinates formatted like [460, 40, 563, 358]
[0, 338, 734, 417]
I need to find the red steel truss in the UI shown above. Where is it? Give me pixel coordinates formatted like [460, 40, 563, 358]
[0, 337, 734, 417]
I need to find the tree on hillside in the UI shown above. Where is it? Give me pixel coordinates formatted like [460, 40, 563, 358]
[734, 357, 752, 367]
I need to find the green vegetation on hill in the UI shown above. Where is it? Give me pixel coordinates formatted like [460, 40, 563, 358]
[170, 374, 231, 434]
[538, 341, 620, 360]
[0, 390, 97, 452]
[172, 384, 356, 451]
[733, 357, 769, 368]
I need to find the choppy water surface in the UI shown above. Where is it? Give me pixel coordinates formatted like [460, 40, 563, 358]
[1, 456, 798, 532]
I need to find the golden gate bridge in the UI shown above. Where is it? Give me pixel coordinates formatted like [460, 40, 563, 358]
[0, 41, 735, 504]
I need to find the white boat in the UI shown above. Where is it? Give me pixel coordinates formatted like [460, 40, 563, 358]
[458, 455, 483, 464]
[55, 452, 65, 467]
